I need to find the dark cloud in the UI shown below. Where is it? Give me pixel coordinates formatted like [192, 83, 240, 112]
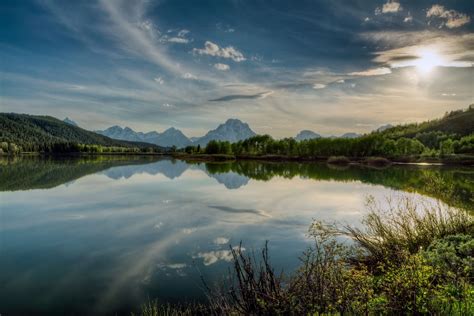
[209, 91, 273, 102]
[209, 205, 269, 217]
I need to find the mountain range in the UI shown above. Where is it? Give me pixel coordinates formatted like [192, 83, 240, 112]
[64, 117, 402, 148]
[96, 119, 256, 148]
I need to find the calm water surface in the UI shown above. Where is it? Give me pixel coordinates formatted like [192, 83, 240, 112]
[0, 156, 472, 315]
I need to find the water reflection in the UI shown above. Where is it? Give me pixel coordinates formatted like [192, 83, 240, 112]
[0, 156, 472, 315]
[1, 156, 472, 209]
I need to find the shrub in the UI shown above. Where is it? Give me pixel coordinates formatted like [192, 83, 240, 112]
[364, 156, 391, 166]
[327, 156, 350, 165]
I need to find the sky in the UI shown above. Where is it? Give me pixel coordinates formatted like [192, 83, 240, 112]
[0, 0, 473, 138]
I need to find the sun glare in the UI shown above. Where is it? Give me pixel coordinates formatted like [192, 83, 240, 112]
[415, 50, 444, 74]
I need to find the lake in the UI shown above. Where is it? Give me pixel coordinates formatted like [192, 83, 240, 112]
[0, 156, 472, 315]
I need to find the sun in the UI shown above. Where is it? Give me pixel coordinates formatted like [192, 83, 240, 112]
[415, 50, 444, 74]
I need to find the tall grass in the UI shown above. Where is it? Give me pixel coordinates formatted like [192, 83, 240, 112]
[332, 196, 473, 265]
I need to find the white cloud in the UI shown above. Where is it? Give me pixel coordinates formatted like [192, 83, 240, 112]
[375, 1, 402, 14]
[349, 67, 392, 76]
[166, 37, 189, 44]
[182, 73, 197, 80]
[193, 247, 245, 266]
[214, 237, 230, 245]
[193, 41, 246, 62]
[383, 1, 402, 13]
[214, 63, 230, 71]
[426, 5, 470, 28]
[404, 14, 413, 23]
[364, 17, 370, 22]
[154, 77, 164, 84]
[313, 83, 327, 89]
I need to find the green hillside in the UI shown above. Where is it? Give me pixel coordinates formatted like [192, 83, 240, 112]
[379, 105, 474, 138]
[0, 113, 163, 153]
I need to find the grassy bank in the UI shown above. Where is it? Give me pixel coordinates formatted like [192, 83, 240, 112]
[134, 196, 474, 315]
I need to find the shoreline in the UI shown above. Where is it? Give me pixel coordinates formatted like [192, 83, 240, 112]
[171, 153, 474, 166]
[3, 152, 474, 166]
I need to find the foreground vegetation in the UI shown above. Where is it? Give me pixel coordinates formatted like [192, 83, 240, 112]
[135, 196, 473, 315]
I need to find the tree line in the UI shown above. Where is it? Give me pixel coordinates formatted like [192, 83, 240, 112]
[0, 141, 160, 155]
[181, 132, 473, 158]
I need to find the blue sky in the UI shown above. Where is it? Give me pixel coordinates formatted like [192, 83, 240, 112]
[1, 0, 473, 137]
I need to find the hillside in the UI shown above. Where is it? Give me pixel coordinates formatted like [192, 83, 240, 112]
[379, 106, 474, 138]
[0, 113, 162, 152]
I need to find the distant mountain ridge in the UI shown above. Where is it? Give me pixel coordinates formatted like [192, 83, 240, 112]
[295, 130, 321, 141]
[193, 119, 256, 146]
[96, 126, 191, 148]
[97, 118, 257, 148]
[294, 130, 361, 140]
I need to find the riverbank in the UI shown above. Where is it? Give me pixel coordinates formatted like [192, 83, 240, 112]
[4, 152, 474, 166]
[172, 152, 474, 166]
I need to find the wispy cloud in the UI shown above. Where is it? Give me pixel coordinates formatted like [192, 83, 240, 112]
[160, 29, 191, 44]
[214, 63, 230, 71]
[361, 31, 474, 69]
[313, 83, 327, 89]
[214, 237, 230, 245]
[193, 41, 246, 62]
[154, 77, 164, 84]
[349, 67, 392, 76]
[166, 37, 189, 44]
[98, 0, 181, 75]
[182, 72, 197, 80]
